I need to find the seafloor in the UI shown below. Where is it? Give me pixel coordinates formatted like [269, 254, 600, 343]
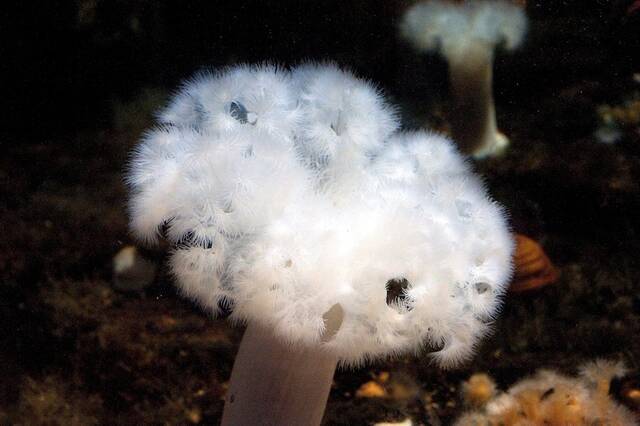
[2, 1, 639, 425]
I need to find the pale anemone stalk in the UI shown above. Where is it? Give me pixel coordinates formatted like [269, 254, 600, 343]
[127, 63, 514, 425]
[401, 0, 527, 158]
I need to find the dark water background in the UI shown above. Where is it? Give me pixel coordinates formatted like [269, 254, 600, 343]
[1, 1, 640, 424]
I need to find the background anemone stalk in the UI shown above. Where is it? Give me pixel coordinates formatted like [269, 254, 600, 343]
[448, 46, 504, 157]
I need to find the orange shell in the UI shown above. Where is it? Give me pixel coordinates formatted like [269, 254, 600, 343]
[510, 234, 559, 292]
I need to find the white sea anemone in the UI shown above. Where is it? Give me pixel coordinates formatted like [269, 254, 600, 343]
[127, 62, 514, 425]
[400, 0, 528, 158]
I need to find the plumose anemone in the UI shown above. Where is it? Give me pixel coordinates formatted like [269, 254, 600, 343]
[401, 0, 527, 158]
[127, 62, 513, 425]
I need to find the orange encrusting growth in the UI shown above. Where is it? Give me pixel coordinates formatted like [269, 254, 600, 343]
[455, 360, 638, 425]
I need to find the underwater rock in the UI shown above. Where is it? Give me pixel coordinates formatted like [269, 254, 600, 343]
[374, 419, 413, 426]
[356, 381, 387, 398]
[595, 94, 640, 144]
[461, 373, 496, 408]
[112, 245, 156, 292]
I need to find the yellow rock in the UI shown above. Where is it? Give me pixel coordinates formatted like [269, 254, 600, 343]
[186, 408, 201, 424]
[356, 381, 387, 398]
[462, 373, 495, 407]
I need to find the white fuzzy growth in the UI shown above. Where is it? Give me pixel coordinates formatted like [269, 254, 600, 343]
[170, 245, 229, 312]
[292, 63, 399, 169]
[400, 0, 527, 61]
[579, 359, 628, 388]
[127, 64, 513, 367]
[159, 64, 302, 141]
[126, 126, 197, 244]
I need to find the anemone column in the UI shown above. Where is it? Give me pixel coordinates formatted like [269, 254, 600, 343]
[447, 44, 506, 157]
[222, 324, 337, 426]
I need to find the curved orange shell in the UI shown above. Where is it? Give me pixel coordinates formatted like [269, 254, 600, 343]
[510, 234, 559, 292]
